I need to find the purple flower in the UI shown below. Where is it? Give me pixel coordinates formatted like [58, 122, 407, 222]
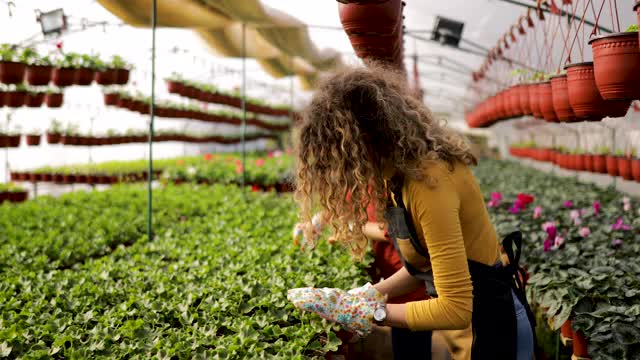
[542, 221, 556, 231]
[508, 205, 521, 214]
[487, 192, 502, 207]
[593, 201, 601, 215]
[546, 225, 557, 240]
[533, 206, 542, 219]
[579, 227, 591, 237]
[612, 218, 632, 231]
[612, 239, 623, 248]
[564, 200, 574, 208]
[544, 238, 553, 252]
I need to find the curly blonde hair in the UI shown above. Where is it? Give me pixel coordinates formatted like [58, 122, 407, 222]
[294, 63, 476, 258]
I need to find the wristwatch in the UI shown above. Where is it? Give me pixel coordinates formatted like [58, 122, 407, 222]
[373, 305, 387, 324]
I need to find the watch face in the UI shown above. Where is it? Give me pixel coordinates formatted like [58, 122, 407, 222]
[373, 308, 386, 322]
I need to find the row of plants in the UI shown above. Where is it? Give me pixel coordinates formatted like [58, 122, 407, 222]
[510, 143, 640, 182]
[165, 74, 293, 117]
[467, 0, 640, 128]
[103, 90, 291, 132]
[0, 85, 63, 108]
[0, 182, 27, 204]
[0, 184, 369, 358]
[0, 44, 131, 86]
[475, 160, 640, 359]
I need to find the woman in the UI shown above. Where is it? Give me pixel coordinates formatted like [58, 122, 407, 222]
[287, 64, 535, 359]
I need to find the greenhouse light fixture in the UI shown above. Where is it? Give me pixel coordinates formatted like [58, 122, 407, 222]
[36, 8, 67, 36]
[430, 16, 465, 48]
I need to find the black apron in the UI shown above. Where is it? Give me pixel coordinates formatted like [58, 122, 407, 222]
[383, 174, 536, 360]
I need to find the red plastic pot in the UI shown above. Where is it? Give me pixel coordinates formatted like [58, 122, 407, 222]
[115, 68, 130, 85]
[7, 135, 19, 148]
[6, 91, 26, 108]
[0, 191, 7, 204]
[561, 320, 573, 341]
[0, 135, 8, 147]
[42, 173, 52, 182]
[573, 330, 590, 358]
[538, 81, 558, 122]
[566, 62, 631, 120]
[631, 158, 640, 182]
[338, 0, 403, 36]
[52, 67, 76, 87]
[0, 61, 26, 84]
[25, 65, 52, 86]
[25, 92, 45, 107]
[104, 93, 120, 106]
[617, 157, 633, 180]
[584, 154, 594, 172]
[575, 154, 586, 171]
[46, 133, 61, 144]
[518, 84, 532, 115]
[593, 155, 607, 173]
[53, 174, 63, 183]
[550, 75, 576, 122]
[95, 68, 117, 85]
[0, 91, 5, 107]
[529, 83, 543, 119]
[590, 32, 640, 100]
[74, 68, 95, 85]
[45, 93, 63, 108]
[26, 134, 41, 146]
[606, 155, 619, 176]
[9, 191, 28, 203]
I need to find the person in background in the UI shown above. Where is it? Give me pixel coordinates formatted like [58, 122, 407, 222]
[288, 64, 535, 360]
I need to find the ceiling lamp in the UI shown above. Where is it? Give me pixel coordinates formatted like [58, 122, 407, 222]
[430, 15, 465, 48]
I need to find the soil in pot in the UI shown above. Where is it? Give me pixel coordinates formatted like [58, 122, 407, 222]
[25, 65, 52, 86]
[606, 155, 619, 176]
[0, 61, 26, 84]
[45, 93, 63, 108]
[538, 81, 558, 122]
[590, 32, 640, 100]
[631, 158, 640, 182]
[52, 67, 76, 87]
[617, 157, 633, 180]
[551, 75, 576, 122]
[26, 134, 41, 146]
[25, 92, 45, 107]
[566, 62, 631, 120]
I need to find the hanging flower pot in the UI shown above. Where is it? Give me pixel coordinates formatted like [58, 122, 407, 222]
[95, 68, 117, 85]
[8, 135, 20, 147]
[25, 65, 53, 86]
[538, 81, 558, 122]
[52, 67, 76, 87]
[25, 92, 45, 107]
[104, 92, 120, 106]
[45, 92, 63, 108]
[593, 154, 607, 173]
[589, 32, 640, 100]
[573, 330, 590, 358]
[25, 134, 41, 146]
[46, 133, 61, 144]
[550, 75, 576, 122]
[631, 158, 640, 182]
[167, 80, 184, 94]
[518, 84, 532, 115]
[529, 83, 543, 119]
[0, 191, 7, 204]
[576, 154, 586, 171]
[74, 68, 95, 85]
[6, 91, 26, 108]
[561, 320, 573, 345]
[0, 91, 5, 107]
[617, 157, 633, 180]
[566, 62, 631, 120]
[8, 190, 28, 203]
[0, 61, 26, 84]
[115, 68, 130, 85]
[606, 155, 619, 176]
[339, 0, 403, 36]
[584, 154, 594, 172]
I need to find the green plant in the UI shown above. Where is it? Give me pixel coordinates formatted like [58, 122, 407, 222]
[110, 54, 132, 70]
[0, 43, 18, 62]
[626, 24, 639, 32]
[20, 47, 52, 66]
[48, 119, 63, 134]
[596, 146, 610, 155]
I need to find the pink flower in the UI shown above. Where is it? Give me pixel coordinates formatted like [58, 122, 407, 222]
[624, 203, 631, 212]
[570, 210, 582, 226]
[579, 227, 591, 237]
[544, 224, 557, 252]
[267, 151, 274, 158]
[554, 235, 565, 248]
[546, 225, 557, 240]
[564, 200, 573, 208]
[593, 201, 601, 215]
[542, 221, 556, 231]
[235, 164, 244, 174]
[544, 238, 553, 252]
[611, 218, 632, 231]
[533, 206, 542, 219]
[508, 204, 521, 214]
[623, 196, 631, 205]
[487, 192, 502, 208]
[612, 239, 623, 248]
[517, 193, 535, 208]
[255, 158, 265, 167]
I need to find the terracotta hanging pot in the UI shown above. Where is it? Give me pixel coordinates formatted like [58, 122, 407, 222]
[95, 68, 117, 85]
[74, 68, 95, 85]
[25, 134, 41, 146]
[508, 86, 521, 117]
[631, 158, 640, 182]
[575, 154, 586, 171]
[589, 32, 640, 100]
[25, 92, 45, 107]
[538, 81, 558, 122]
[584, 154, 594, 172]
[496, 91, 507, 120]
[339, 0, 403, 36]
[6, 91, 26, 108]
[115, 68, 130, 85]
[52, 67, 76, 87]
[0, 61, 26, 84]
[46, 133, 61, 144]
[519, 84, 532, 115]
[606, 155, 619, 176]
[617, 157, 634, 180]
[45, 93, 63, 108]
[0, 91, 5, 107]
[550, 74, 576, 122]
[25, 65, 52, 86]
[529, 83, 543, 119]
[565, 62, 631, 120]
[104, 93, 120, 106]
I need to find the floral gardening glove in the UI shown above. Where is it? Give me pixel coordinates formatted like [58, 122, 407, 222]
[287, 283, 385, 337]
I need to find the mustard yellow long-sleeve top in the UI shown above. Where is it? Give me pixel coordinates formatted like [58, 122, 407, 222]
[400, 160, 500, 331]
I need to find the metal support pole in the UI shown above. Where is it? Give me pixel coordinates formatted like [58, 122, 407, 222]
[4, 113, 11, 183]
[289, 54, 294, 149]
[241, 22, 247, 196]
[147, 0, 157, 241]
[611, 126, 617, 188]
[88, 116, 94, 165]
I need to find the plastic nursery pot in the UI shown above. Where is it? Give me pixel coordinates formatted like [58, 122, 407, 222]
[576, 154, 586, 171]
[565, 62, 631, 120]
[94, 68, 117, 85]
[0, 91, 5, 107]
[0, 191, 7, 203]
[46, 133, 61, 144]
[338, 0, 403, 36]
[550, 75, 576, 122]
[74, 68, 95, 86]
[8, 191, 28, 203]
[606, 155, 619, 177]
[518, 84, 532, 115]
[508, 86, 522, 117]
[25, 92, 45, 107]
[561, 319, 573, 344]
[631, 158, 640, 182]
[538, 81, 558, 122]
[617, 157, 634, 181]
[584, 154, 594, 172]
[0, 61, 26, 84]
[52, 67, 76, 87]
[115, 68, 130, 85]
[45, 93, 63, 108]
[25, 134, 41, 146]
[529, 83, 543, 119]
[7, 135, 20, 147]
[6, 91, 26, 108]
[573, 330, 590, 358]
[25, 65, 52, 86]
[103, 93, 120, 106]
[589, 32, 640, 101]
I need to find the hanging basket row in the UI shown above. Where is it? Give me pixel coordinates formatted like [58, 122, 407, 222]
[0, 190, 27, 204]
[0, 90, 63, 108]
[0, 62, 130, 87]
[10, 171, 162, 185]
[42, 133, 278, 146]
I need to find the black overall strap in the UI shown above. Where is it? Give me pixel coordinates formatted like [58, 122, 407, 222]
[388, 173, 429, 259]
[502, 231, 537, 329]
